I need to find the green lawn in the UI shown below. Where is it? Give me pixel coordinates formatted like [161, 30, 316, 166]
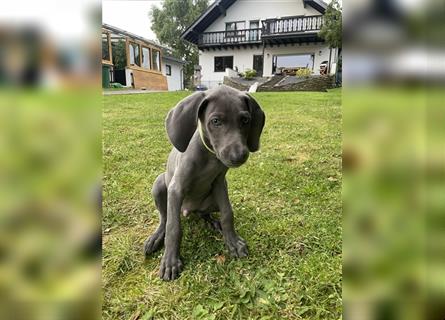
[103, 89, 342, 319]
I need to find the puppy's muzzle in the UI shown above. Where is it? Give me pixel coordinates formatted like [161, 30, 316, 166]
[221, 145, 249, 167]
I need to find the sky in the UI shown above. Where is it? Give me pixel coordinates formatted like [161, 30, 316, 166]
[0, 0, 99, 41]
[102, 0, 163, 41]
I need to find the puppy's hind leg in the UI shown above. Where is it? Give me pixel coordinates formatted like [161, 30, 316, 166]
[200, 212, 223, 234]
[144, 173, 167, 256]
[196, 197, 222, 234]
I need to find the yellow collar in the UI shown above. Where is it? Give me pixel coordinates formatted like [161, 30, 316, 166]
[197, 121, 216, 155]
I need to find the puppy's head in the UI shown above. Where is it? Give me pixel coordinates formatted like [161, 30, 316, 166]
[166, 85, 265, 168]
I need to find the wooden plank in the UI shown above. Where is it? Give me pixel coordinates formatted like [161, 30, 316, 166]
[126, 38, 130, 67]
[108, 32, 112, 63]
[131, 68, 168, 90]
[128, 65, 163, 75]
[102, 31, 113, 65]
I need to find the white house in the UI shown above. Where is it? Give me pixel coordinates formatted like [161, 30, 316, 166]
[163, 55, 185, 91]
[182, 0, 339, 88]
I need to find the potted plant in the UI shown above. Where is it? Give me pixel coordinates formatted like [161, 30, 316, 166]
[296, 68, 312, 79]
[242, 69, 257, 80]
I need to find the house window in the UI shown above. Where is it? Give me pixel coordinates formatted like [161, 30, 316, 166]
[166, 64, 171, 76]
[142, 47, 150, 69]
[225, 21, 245, 37]
[214, 56, 233, 72]
[152, 49, 160, 71]
[273, 54, 315, 74]
[102, 33, 110, 61]
[276, 54, 314, 69]
[112, 39, 126, 69]
[129, 42, 140, 66]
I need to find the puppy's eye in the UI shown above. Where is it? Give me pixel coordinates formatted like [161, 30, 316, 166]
[241, 117, 250, 125]
[211, 118, 221, 126]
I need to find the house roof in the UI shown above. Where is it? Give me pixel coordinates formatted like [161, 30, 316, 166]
[103, 23, 187, 65]
[303, 0, 328, 14]
[181, 0, 327, 44]
[163, 55, 186, 65]
[181, 0, 237, 44]
[102, 23, 164, 49]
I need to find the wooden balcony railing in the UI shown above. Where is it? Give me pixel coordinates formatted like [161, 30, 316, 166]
[262, 15, 323, 35]
[198, 28, 262, 46]
[198, 15, 323, 46]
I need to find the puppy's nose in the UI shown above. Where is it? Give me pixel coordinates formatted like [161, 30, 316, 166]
[229, 148, 249, 164]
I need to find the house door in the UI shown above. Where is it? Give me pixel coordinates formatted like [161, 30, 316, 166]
[253, 55, 263, 76]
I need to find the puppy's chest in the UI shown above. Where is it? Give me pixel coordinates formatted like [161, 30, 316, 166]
[185, 169, 219, 198]
[180, 172, 220, 213]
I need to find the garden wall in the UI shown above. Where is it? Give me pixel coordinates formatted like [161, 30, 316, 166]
[223, 75, 336, 92]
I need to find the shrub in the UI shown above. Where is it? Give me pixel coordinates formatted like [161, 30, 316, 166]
[242, 69, 257, 80]
[110, 82, 124, 88]
[296, 68, 312, 78]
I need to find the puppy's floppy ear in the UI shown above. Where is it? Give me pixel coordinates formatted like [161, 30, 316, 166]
[165, 91, 207, 152]
[245, 93, 265, 152]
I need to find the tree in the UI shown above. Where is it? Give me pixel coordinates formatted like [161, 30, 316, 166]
[150, 0, 209, 88]
[112, 40, 127, 69]
[319, 0, 342, 49]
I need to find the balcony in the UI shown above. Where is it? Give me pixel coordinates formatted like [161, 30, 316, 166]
[198, 15, 324, 48]
[262, 15, 323, 36]
[198, 28, 262, 46]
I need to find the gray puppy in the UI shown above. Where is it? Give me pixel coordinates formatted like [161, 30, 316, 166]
[144, 85, 265, 281]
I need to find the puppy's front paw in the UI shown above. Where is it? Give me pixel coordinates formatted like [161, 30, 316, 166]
[225, 235, 248, 258]
[159, 253, 183, 281]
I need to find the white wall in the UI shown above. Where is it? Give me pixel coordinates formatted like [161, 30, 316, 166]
[125, 68, 133, 87]
[199, 47, 263, 88]
[163, 60, 183, 91]
[205, 0, 320, 32]
[199, 44, 337, 87]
